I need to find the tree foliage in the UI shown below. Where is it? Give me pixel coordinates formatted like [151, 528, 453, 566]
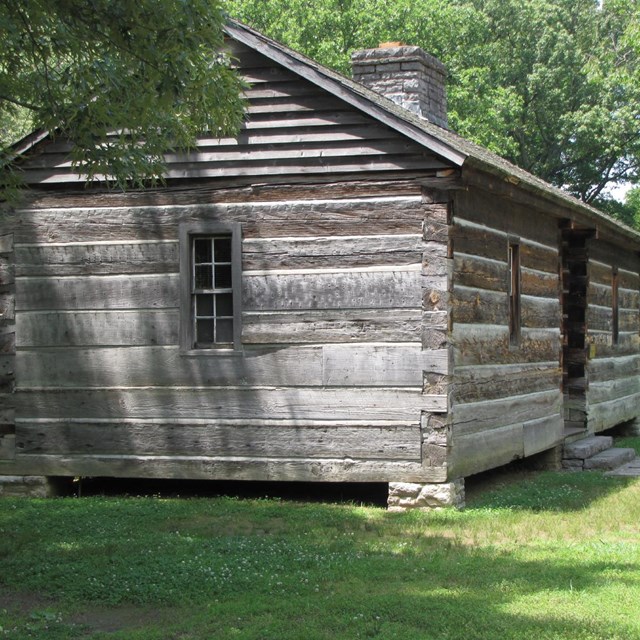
[1, 0, 245, 194]
[225, 0, 640, 209]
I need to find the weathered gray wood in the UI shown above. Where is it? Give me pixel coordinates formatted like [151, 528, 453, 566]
[243, 309, 422, 343]
[589, 262, 639, 289]
[587, 331, 640, 358]
[451, 389, 563, 437]
[454, 189, 560, 250]
[13, 197, 426, 243]
[16, 274, 179, 311]
[16, 310, 179, 347]
[453, 326, 561, 366]
[0, 234, 13, 254]
[16, 387, 442, 421]
[2, 453, 448, 483]
[243, 267, 422, 311]
[522, 414, 564, 457]
[452, 363, 561, 404]
[588, 376, 640, 405]
[0, 292, 14, 321]
[322, 344, 426, 386]
[16, 344, 431, 388]
[587, 392, 640, 432]
[242, 234, 423, 270]
[15, 421, 421, 460]
[0, 392, 14, 426]
[15, 242, 179, 277]
[452, 287, 559, 327]
[448, 423, 525, 478]
[0, 258, 14, 286]
[589, 241, 640, 274]
[587, 354, 640, 383]
[22, 154, 444, 185]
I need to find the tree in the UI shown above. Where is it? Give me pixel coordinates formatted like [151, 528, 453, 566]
[1, 0, 245, 196]
[225, 0, 640, 210]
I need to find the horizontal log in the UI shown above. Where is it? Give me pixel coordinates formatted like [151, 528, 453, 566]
[2, 453, 447, 483]
[448, 423, 524, 478]
[454, 189, 561, 249]
[587, 331, 640, 358]
[587, 354, 640, 383]
[522, 414, 564, 457]
[589, 241, 640, 274]
[453, 325, 561, 366]
[451, 222, 506, 262]
[599, 308, 639, 333]
[243, 266, 422, 311]
[13, 197, 426, 243]
[16, 274, 179, 311]
[588, 284, 638, 311]
[451, 389, 562, 437]
[17, 266, 423, 313]
[452, 363, 561, 404]
[15, 421, 421, 460]
[242, 234, 423, 270]
[590, 261, 639, 288]
[587, 376, 640, 405]
[452, 287, 559, 327]
[454, 254, 558, 298]
[17, 343, 430, 388]
[22, 179, 423, 210]
[243, 309, 421, 344]
[16, 310, 179, 347]
[587, 392, 640, 432]
[15, 241, 179, 277]
[15, 387, 443, 421]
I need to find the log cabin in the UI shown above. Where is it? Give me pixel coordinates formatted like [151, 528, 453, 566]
[1, 19, 639, 507]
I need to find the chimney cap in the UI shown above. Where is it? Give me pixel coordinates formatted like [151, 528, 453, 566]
[378, 41, 405, 48]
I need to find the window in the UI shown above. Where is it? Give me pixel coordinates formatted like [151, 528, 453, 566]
[179, 223, 242, 352]
[612, 267, 619, 346]
[508, 239, 521, 347]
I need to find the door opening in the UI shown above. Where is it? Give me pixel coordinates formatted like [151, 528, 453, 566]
[560, 224, 593, 437]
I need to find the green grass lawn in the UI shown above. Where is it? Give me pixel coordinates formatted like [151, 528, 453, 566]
[1, 454, 639, 639]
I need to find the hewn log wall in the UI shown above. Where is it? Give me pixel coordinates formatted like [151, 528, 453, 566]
[447, 190, 564, 478]
[5, 179, 449, 483]
[586, 241, 640, 432]
[0, 230, 15, 461]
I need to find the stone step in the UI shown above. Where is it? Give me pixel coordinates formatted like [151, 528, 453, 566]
[583, 447, 637, 471]
[606, 457, 640, 477]
[563, 435, 613, 461]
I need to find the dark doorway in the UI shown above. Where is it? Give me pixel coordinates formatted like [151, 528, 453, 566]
[560, 224, 593, 436]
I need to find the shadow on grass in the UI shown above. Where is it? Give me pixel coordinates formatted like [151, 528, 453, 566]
[0, 494, 638, 639]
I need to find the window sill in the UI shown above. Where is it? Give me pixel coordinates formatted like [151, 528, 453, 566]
[180, 347, 244, 358]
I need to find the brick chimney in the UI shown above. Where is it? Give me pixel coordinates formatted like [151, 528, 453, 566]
[351, 43, 448, 128]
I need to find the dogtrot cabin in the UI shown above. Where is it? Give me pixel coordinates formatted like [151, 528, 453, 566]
[1, 20, 639, 507]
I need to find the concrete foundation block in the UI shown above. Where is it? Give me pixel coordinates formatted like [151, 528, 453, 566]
[0, 475, 58, 498]
[388, 479, 465, 511]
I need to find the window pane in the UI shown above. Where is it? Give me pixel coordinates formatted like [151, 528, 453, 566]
[194, 238, 212, 263]
[215, 264, 232, 288]
[214, 237, 232, 262]
[196, 294, 214, 317]
[216, 293, 233, 317]
[196, 319, 214, 344]
[195, 265, 212, 289]
[216, 318, 234, 343]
